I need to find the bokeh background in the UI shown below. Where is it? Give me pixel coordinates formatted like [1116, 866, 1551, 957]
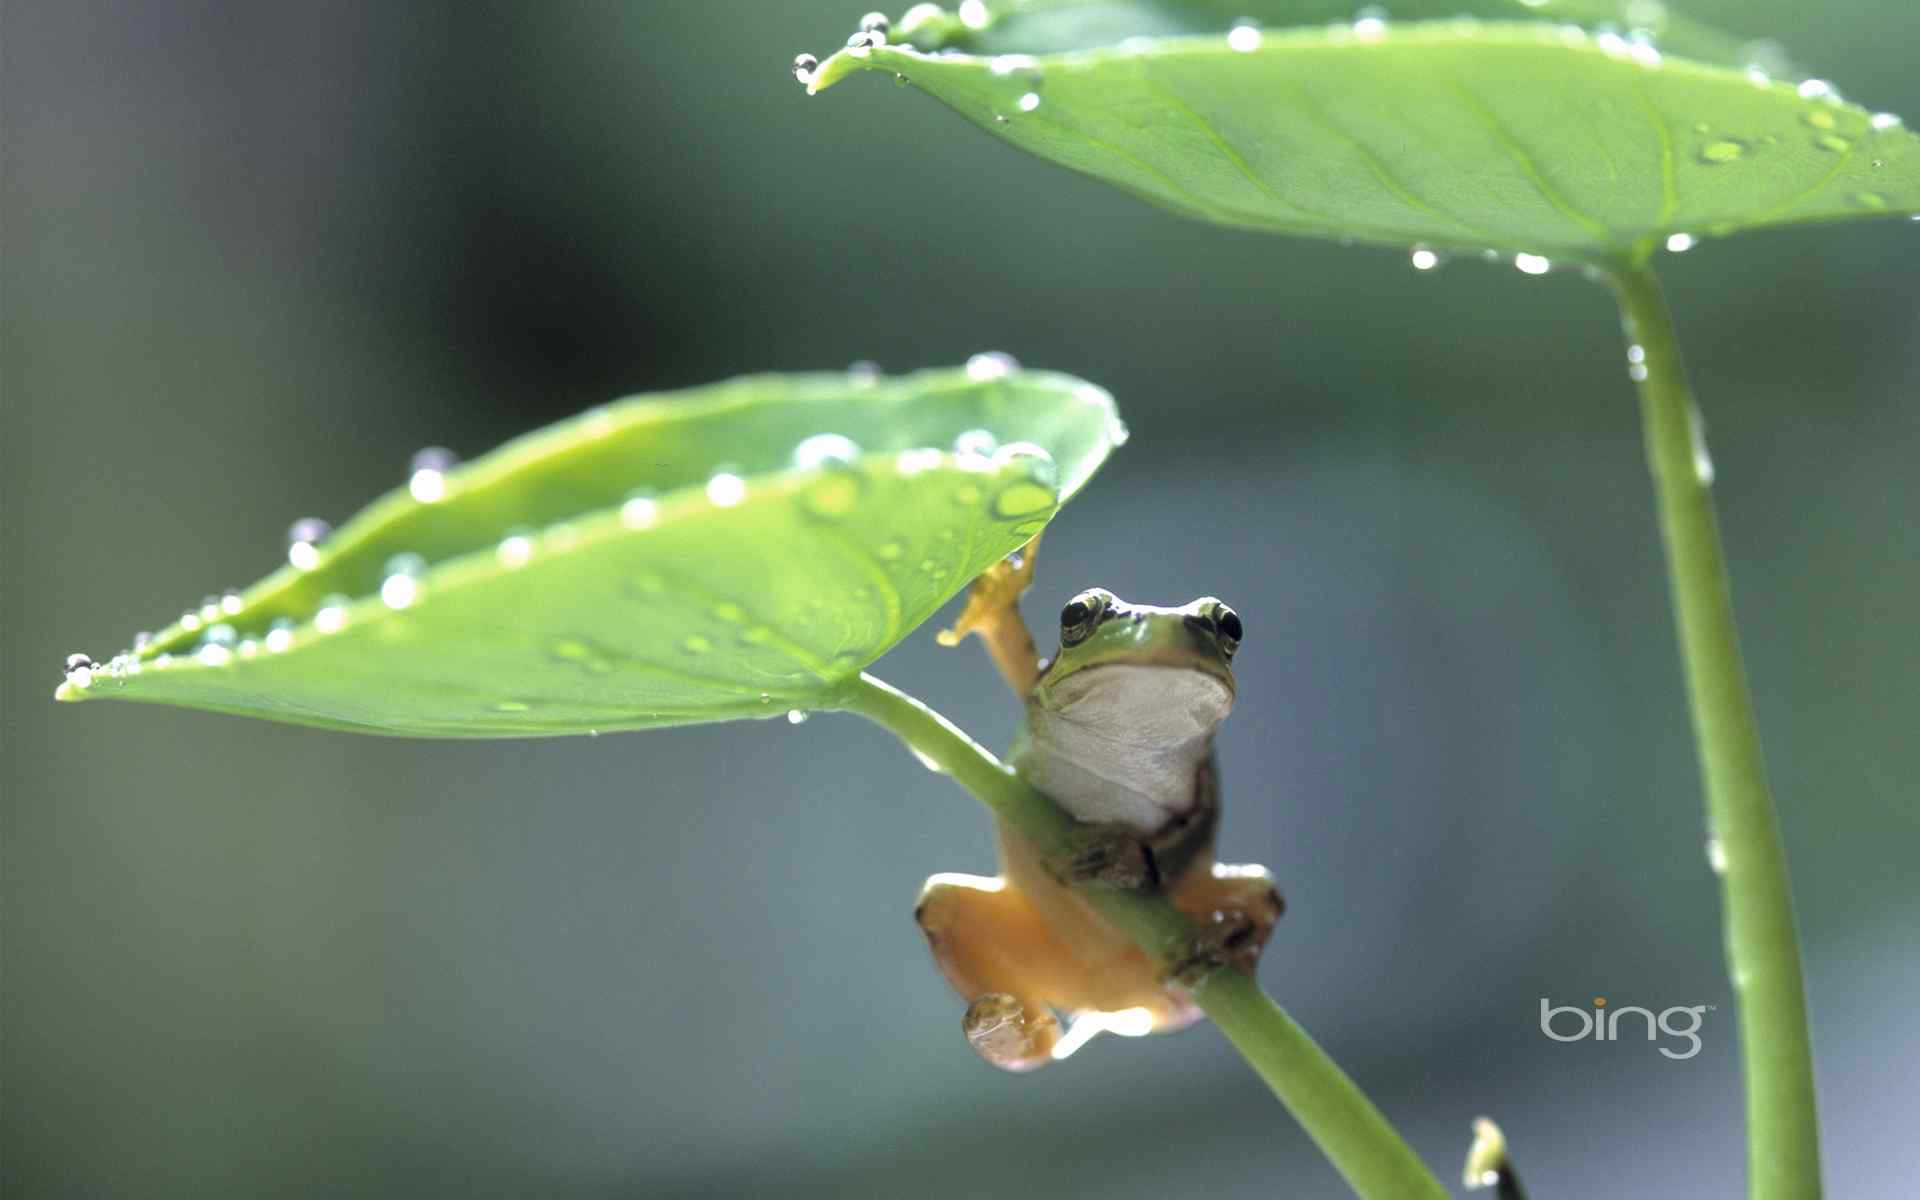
[6, 2, 1917, 1196]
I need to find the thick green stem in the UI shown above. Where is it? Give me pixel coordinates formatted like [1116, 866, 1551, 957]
[1605, 257, 1821, 1199]
[833, 672, 1447, 1200]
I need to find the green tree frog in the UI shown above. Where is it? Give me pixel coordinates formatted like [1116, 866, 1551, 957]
[917, 539, 1283, 1071]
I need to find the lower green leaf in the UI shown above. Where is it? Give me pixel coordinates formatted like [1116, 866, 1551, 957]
[58, 364, 1125, 736]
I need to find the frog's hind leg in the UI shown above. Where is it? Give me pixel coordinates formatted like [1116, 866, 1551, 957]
[937, 534, 1043, 696]
[914, 872, 1065, 1071]
[1168, 863, 1285, 974]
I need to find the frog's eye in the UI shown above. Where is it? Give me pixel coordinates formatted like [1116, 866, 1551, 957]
[1059, 589, 1111, 646]
[1210, 602, 1244, 656]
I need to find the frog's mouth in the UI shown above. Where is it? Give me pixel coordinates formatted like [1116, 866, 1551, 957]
[1040, 662, 1234, 741]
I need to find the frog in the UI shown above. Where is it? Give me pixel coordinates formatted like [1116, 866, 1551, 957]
[915, 537, 1283, 1072]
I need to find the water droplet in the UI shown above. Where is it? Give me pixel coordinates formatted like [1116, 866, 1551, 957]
[1664, 232, 1696, 253]
[1706, 836, 1728, 874]
[682, 635, 712, 654]
[990, 54, 1038, 77]
[1745, 65, 1771, 88]
[1699, 140, 1745, 164]
[954, 429, 999, 470]
[706, 470, 747, 507]
[1692, 122, 1712, 134]
[1849, 192, 1888, 210]
[374, 552, 420, 606]
[1513, 253, 1552, 276]
[901, 3, 944, 35]
[221, 590, 244, 616]
[1409, 245, 1441, 271]
[958, 0, 990, 31]
[793, 433, 861, 471]
[132, 631, 153, 651]
[1627, 344, 1647, 364]
[741, 625, 774, 646]
[992, 440, 1056, 475]
[1803, 109, 1837, 131]
[713, 602, 748, 623]
[551, 639, 591, 661]
[493, 700, 531, 713]
[1017, 91, 1041, 113]
[180, 611, 203, 634]
[265, 619, 295, 653]
[408, 447, 457, 503]
[965, 351, 1017, 381]
[1815, 133, 1852, 154]
[795, 435, 864, 518]
[793, 53, 818, 86]
[1227, 22, 1263, 52]
[846, 359, 881, 383]
[1628, 362, 1649, 383]
[954, 484, 982, 505]
[65, 652, 93, 674]
[497, 530, 534, 568]
[911, 747, 945, 773]
[787, 709, 811, 725]
[1797, 78, 1838, 102]
[875, 541, 904, 561]
[203, 622, 237, 647]
[859, 11, 890, 35]
[620, 489, 659, 529]
[1689, 409, 1715, 485]
[286, 517, 331, 570]
[1352, 7, 1388, 41]
[381, 573, 420, 610]
[1870, 112, 1904, 132]
[197, 643, 233, 667]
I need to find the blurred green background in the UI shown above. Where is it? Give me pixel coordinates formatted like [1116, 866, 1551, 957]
[5, 2, 1917, 1196]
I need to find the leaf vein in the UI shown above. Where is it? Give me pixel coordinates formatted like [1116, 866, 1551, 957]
[1446, 78, 1612, 241]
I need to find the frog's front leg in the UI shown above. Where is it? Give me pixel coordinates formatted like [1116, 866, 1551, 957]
[937, 534, 1043, 696]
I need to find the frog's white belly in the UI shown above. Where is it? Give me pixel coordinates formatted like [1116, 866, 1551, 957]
[1014, 663, 1229, 832]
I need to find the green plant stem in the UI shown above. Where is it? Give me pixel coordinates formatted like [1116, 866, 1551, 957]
[1605, 256, 1821, 1199]
[833, 671, 1447, 1200]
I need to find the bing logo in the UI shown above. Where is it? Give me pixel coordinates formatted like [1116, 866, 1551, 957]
[1539, 996, 1712, 1060]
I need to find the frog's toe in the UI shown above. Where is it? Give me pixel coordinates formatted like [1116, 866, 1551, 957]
[963, 993, 1061, 1072]
[1168, 863, 1284, 977]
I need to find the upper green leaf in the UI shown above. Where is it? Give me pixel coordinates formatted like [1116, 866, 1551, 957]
[808, 1, 1920, 257]
[58, 365, 1125, 736]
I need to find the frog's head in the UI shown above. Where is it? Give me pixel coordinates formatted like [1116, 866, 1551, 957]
[1031, 589, 1240, 739]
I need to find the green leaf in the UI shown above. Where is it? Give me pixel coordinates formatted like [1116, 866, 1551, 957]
[808, 2, 1920, 257]
[58, 365, 1125, 737]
